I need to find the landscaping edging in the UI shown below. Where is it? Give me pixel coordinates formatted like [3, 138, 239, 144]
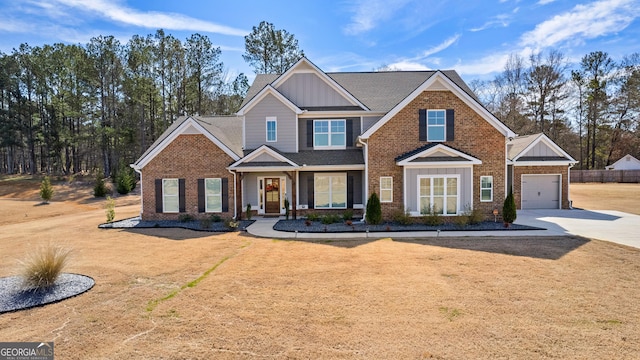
[0, 273, 95, 314]
[99, 217, 255, 232]
[273, 219, 544, 233]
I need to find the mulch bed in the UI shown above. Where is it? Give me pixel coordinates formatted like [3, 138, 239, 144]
[99, 217, 254, 232]
[0, 274, 94, 314]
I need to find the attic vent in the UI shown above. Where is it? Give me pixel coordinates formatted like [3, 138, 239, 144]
[627, 156, 631, 161]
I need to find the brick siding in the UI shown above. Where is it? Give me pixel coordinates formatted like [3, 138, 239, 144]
[367, 90, 507, 220]
[140, 134, 236, 220]
[513, 165, 570, 209]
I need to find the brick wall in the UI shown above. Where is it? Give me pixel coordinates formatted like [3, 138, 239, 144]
[140, 134, 236, 221]
[513, 165, 570, 209]
[367, 90, 507, 220]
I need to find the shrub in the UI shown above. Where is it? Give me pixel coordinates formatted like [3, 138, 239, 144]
[503, 188, 517, 224]
[365, 193, 382, 225]
[116, 167, 134, 195]
[468, 208, 484, 224]
[321, 214, 341, 224]
[306, 213, 320, 221]
[178, 214, 194, 222]
[392, 208, 413, 225]
[224, 218, 239, 229]
[284, 198, 290, 220]
[246, 203, 252, 220]
[453, 211, 470, 226]
[93, 173, 108, 197]
[209, 214, 222, 222]
[200, 217, 212, 229]
[105, 196, 115, 222]
[39, 176, 54, 203]
[20, 244, 70, 291]
[342, 209, 353, 221]
[422, 205, 443, 226]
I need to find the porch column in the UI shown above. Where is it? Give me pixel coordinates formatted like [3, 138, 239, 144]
[285, 171, 297, 219]
[236, 172, 244, 219]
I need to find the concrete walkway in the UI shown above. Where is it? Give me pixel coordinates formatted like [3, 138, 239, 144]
[246, 210, 640, 249]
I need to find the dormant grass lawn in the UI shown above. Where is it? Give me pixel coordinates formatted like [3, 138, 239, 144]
[570, 182, 640, 215]
[0, 177, 638, 359]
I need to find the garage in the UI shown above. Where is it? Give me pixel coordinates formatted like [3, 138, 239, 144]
[521, 174, 560, 209]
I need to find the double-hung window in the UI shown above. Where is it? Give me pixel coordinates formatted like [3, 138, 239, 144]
[163, 179, 179, 213]
[314, 173, 347, 209]
[427, 110, 446, 142]
[266, 117, 277, 142]
[419, 175, 459, 215]
[205, 178, 222, 212]
[380, 176, 393, 203]
[480, 176, 493, 202]
[314, 119, 346, 149]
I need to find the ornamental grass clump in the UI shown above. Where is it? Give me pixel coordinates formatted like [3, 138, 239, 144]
[20, 244, 70, 291]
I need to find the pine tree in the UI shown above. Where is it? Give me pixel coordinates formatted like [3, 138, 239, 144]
[502, 188, 517, 224]
[40, 176, 54, 204]
[366, 193, 382, 225]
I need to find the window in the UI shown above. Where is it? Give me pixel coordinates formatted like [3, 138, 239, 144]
[314, 119, 346, 148]
[380, 176, 393, 203]
[205, 178, 222, 212]
[163, 179, 179, 213]
[266, 117, 277, 142]
[480, 176, 493, 202]
[419, 176, 458, 215]
[427, 110, 446, 142]
[315, 174, 347, 209]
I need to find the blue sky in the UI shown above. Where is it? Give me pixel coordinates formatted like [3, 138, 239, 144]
[1, 0, 639, 82]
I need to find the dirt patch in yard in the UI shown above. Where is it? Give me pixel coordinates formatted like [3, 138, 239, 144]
[571, 183, 640, 215]
[0, 177, 639, 359]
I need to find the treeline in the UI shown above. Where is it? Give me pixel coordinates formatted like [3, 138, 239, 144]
[0, 30, 249, 177]
[470, 50, 640, 169]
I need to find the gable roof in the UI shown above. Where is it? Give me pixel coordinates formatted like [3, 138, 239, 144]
[132, 116, 242, 169]
[236, 84, 303, 116]
[605, 154, 640, 170]
[507, 133, 576, 165]
[361, 71, 516, 139]
[396, 143, 482, 166]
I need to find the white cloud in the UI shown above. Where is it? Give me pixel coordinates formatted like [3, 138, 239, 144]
[343, 0, 412, 35]
[419, 34, 460, 58]
[48, 0, 247, 36]
[385, 61, 431, 71]
[520, 0, 640, 49]
[470, 8, 518, 32]
[537, 0, 556, 4]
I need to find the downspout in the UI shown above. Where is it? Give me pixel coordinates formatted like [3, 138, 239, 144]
[568, 163, 575, 209]
[227, 168, 237, 220]
[358, 136, 368, 221]
[130, 164, 143, 218]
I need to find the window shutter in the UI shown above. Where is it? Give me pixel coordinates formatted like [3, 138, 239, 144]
[346, 119, 353, 147]
[307, 177, 314, 209]
[419, 109, 427, 141]
[178, 179, 186, 213]
[307, 120, 313, 147]
[347, 175, 354, 208]
[221, 178, 229, 212]
[155, 179, 163, 213]
[446, 109, 455, 141]
[197, 179, 205, 213]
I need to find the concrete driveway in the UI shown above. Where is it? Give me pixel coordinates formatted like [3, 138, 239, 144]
[516, 209, 640, 249]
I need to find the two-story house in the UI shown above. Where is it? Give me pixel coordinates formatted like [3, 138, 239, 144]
[132, 57, 576, 221]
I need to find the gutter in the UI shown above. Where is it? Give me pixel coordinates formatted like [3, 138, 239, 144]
[227, 168, 237, 220]
[130, 164, 143, 218]
[357, 136, 368, 222]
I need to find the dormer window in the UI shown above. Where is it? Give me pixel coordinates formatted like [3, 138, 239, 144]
[314, 119, 346, 149]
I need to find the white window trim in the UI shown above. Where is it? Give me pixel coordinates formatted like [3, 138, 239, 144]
[162, 178, 179, 213]
[480, 176, 493, 202]
[314, 173, 347, 209]
[416, 175, 460, 216]
[380, 176, 393, 203]
[427, 109, 446, 142]
[266, 116, 277, 142]
[314, 119, 346, 149]
[256, 176, 286, 214]
[205, 178, 222, 213]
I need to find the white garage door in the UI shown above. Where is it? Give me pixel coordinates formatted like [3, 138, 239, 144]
[521, 175, 560, 209]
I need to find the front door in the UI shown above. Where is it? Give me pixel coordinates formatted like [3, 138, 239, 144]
[265, 178, 280, 213]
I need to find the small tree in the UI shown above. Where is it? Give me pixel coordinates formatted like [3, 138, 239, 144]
[105, 196, 115, 222]
[503, 188, 517, 224]
[94, 172, 108, 197]
[116, 167, 134, 195]
[39, 176, 54, 204]
[366, 193, 382, 225]
[284, 198, 290, 220]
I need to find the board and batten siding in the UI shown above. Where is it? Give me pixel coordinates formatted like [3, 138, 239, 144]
[277, 73, 353, 108]
[524, 142, 557, 157]
[244, 94, 297, 152]
[404, 167, 472, 213]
